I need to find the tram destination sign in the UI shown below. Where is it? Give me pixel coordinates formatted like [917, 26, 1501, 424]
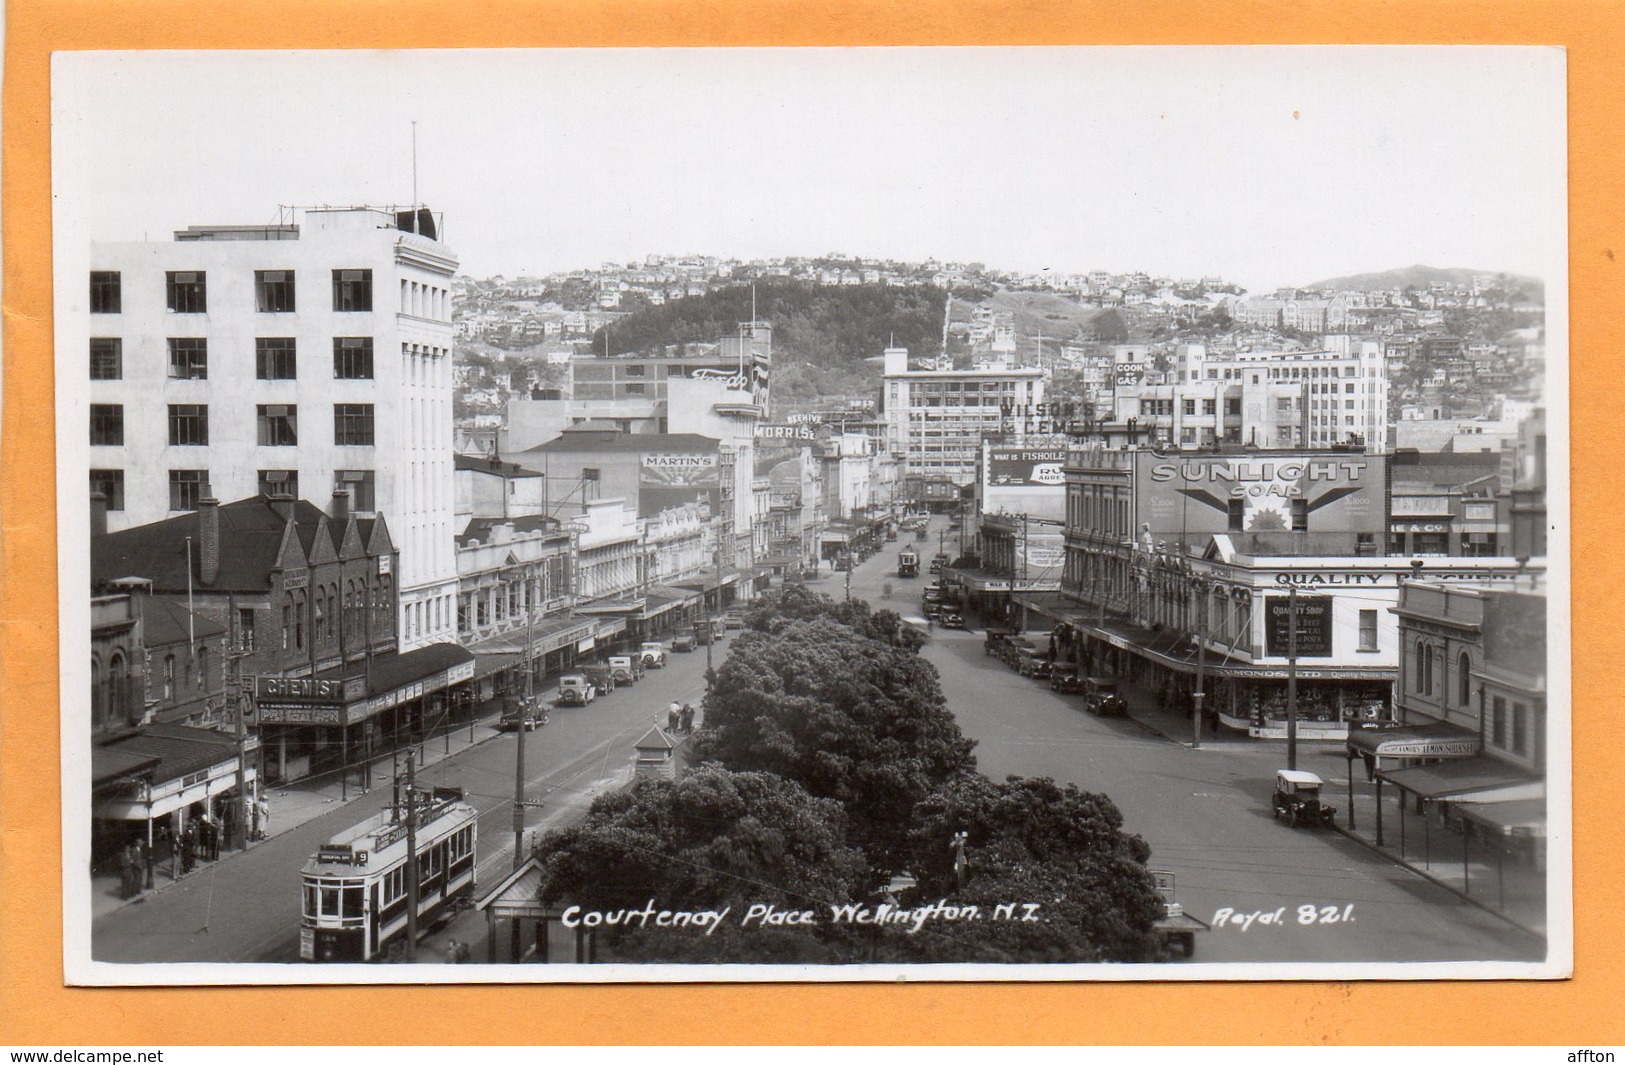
[1265, 595, 1333, 657]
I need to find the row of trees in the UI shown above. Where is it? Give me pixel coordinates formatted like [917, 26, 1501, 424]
[532, 587, 1166, 963]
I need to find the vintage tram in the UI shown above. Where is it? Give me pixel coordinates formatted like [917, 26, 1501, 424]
[299, 786, 478, 962]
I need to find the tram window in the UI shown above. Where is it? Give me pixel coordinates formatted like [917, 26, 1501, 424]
[321, 885, 339, 917]
[303, 884, 318, 918]
[344, 884, 363, 916]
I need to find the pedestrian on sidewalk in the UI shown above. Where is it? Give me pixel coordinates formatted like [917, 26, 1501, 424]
[118, 841, 137, 899]
[679, 704, 694, 734]
[255, 797, 270, 841]
[667, 701, 681, 732]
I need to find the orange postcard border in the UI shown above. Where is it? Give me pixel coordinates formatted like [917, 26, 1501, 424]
[3, 0, 1618, 1046]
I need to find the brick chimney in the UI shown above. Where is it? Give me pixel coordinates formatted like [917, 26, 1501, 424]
[330, 488, 351, 524]
[198, 494, 220, 586]
[90, 491, 108, 539]
[269, 492, 295, 523]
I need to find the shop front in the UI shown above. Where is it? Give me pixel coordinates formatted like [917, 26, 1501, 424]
[468, 615, 601, 705]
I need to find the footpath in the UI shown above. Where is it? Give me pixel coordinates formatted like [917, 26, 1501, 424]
[91, 691, 522, 923]
[1108, 666, 1545, 939]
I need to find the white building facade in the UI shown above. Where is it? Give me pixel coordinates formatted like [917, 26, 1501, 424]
[881, 347, 1047, 483]
[81, 207, 460, 650]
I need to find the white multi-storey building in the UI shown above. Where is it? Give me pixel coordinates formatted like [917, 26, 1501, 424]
[882, 347, 1047, 483]
[80, 206, 460, 650]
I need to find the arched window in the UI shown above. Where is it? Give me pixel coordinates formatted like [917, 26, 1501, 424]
[163, 654, 176, 701]
[1459, 652, 1473, 706]
[1414, 640, 1426, 691]
[328, 583, 339, 640]
[196, 645, 209, 691]
[282, 594, 294, 651]
[293, 589, 306, 650]
[314, 589, 326, 644]
[91, 656, 105, 730]
[108, 652, 128, 728]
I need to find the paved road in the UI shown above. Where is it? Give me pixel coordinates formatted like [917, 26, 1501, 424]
[92, 646, 719, 963]
[856, 517, 1544, 965]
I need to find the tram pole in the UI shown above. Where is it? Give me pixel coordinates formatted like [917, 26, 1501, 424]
[513, 612, 533, 872]
[1287, 584, 1299, 772]
[404, 750, 419, 962]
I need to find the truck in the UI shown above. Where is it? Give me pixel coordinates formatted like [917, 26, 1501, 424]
[897, 549, 919, 578]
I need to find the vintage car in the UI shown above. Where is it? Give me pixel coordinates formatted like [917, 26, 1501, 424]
[1082, 676, 1129, 716]
[608, 655, 643, 686]
[671, 630, 696, 653]
[722, 611, 746, 631]
[833, 554, 852, 572]
[984, 629, 1020, 656]
[1050, 671, 1088, 694]
[938, 609, 965, 629]
[1016, 648, 1053, 679]
[1272, 769, 1337, 828]
[640, 641, 668, 668]
[580, 663, 616, 696]
[555, 674, 598, 706]
[498, 697, 548, 731]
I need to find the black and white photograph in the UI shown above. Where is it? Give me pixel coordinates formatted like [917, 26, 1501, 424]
[54, 46, 1569, 982]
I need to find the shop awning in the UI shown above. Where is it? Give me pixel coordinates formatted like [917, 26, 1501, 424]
[1347, 721, 1481, 760]
[467, 616, 599, 660]
[365, 643, 475, 693]
[1458, 797, 1548, 838]
[472, 651, 524, 680]
[1011, 591, 1073, 619]
[92, 746, 161, 788]
[1377, 758, 1543, 803]
[574, 597, 645, 616]
[92, 724, 256, 821]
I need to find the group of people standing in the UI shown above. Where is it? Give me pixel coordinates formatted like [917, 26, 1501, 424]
[665, 701, 696, 734]
[115, 804, 245, 899]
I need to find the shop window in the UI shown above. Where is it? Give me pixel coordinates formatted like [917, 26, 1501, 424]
[166, 271, 207, 313]
[90, 338, 123, 379]
[255, 270, 296, 313]
[90, 271, 121, 313]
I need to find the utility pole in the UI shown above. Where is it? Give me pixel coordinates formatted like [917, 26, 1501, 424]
[1191, 577, 1205, 750]
[706, 546, 719, 692]
[225, 640, 253, 851]
[513, 611, 533, 871]
[1286, 583, 1299, 771]
[404, 750, 419, 961]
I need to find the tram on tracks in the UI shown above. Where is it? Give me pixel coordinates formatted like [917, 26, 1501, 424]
[299, 785, 478, 962]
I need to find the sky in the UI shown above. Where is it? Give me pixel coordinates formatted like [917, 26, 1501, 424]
[53, 47, 1567, 293]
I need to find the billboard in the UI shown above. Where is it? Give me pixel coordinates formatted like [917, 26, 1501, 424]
[986, 445, 1068, 487]
[1136, 452, 1384, 536]
[640, 452, 719, 487]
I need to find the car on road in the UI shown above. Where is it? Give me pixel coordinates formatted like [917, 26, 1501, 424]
[1081, 676, 1129, 716]
[671, 630, 696, 653]
[984, 629, 1020, 656]
[1050, 671, 1087, 694]
[833, 554, 852, 572]
[640, 641, 668, 668]
[1272, 769, 1336, 828]
[499, 698, 548, 731]
[608, 655, 643, 686]
[938, 609, 965, 629]
[555, 674, 598, 706]
[722, 611, 745, 631]
[1016, 648, 1053, 679]
[580, 663, 616, 696]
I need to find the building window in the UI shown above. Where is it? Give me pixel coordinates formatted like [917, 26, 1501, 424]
[1290, 499, 1308, 531]
[625, 382, 647, 395]
[90, 271, 122, 313]
[1491, 696, 1507, 746]
[334, 404, 375, 446]
[90, 469, 125, 511]
[333, 337, 374, 379]
[90, 338, 123, 379]
[166, 271, 207, 313]
[169, 470, 208, 511]
[256, 337, 297, 380]
[258, 469, 298, 498]
[1511, 702, 1528, 755]
[1414, 640, 1428, 693]
[332, 269, 373, 312]
[168, 404, 209, 445]
[1458, 652, 1473, 706]
[167, 338, 209, 379]
[163, 655, 176, 701]
[257, 405, 298, 446]
[1183, 399, 1196, 416]
[255, 270, 296, 312]
[1358, 609, 1378, 651]
[1202, 399, 1217, 416]
[238, 608, 256, 652]
[1227, 498, 1244, 532]
[335, 470, 375, 511]
[90, 404, 124, 446]
[1225, 397, 1241, 416]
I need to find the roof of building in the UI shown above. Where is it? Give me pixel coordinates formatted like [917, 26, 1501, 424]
[457, 515, 568, 547]
[519, 429, 721, 454]
[92, 496, 322, 594]
[93, 724, 240, 788]
[140, 596, 227, 648]
[454, 453, 545, 478]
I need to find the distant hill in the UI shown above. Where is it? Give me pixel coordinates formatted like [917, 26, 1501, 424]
[1300, 264, 1542, 296]
[593, 281, 950, 402]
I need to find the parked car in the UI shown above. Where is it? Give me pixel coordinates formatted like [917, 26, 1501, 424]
[499, 697, 548, 731]
[640, 641, 668, 668]
[580, 663, 616, 695]
[1082, 676, 1129, 716]
[555, 674, 598, 706]
[939, 609, 965, 629]
[923, 601, 943, 621]
[671, 630, 696, 653]
[608, 655, 643, 686]
[985, 629, 1019, 656]
[1016, 648, 1053, 679]
[1050, 671, 1087, 694]
[722, 611, 745, 631]
[833, 554, 852, 572]
[1272, 769, 1336, 828]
